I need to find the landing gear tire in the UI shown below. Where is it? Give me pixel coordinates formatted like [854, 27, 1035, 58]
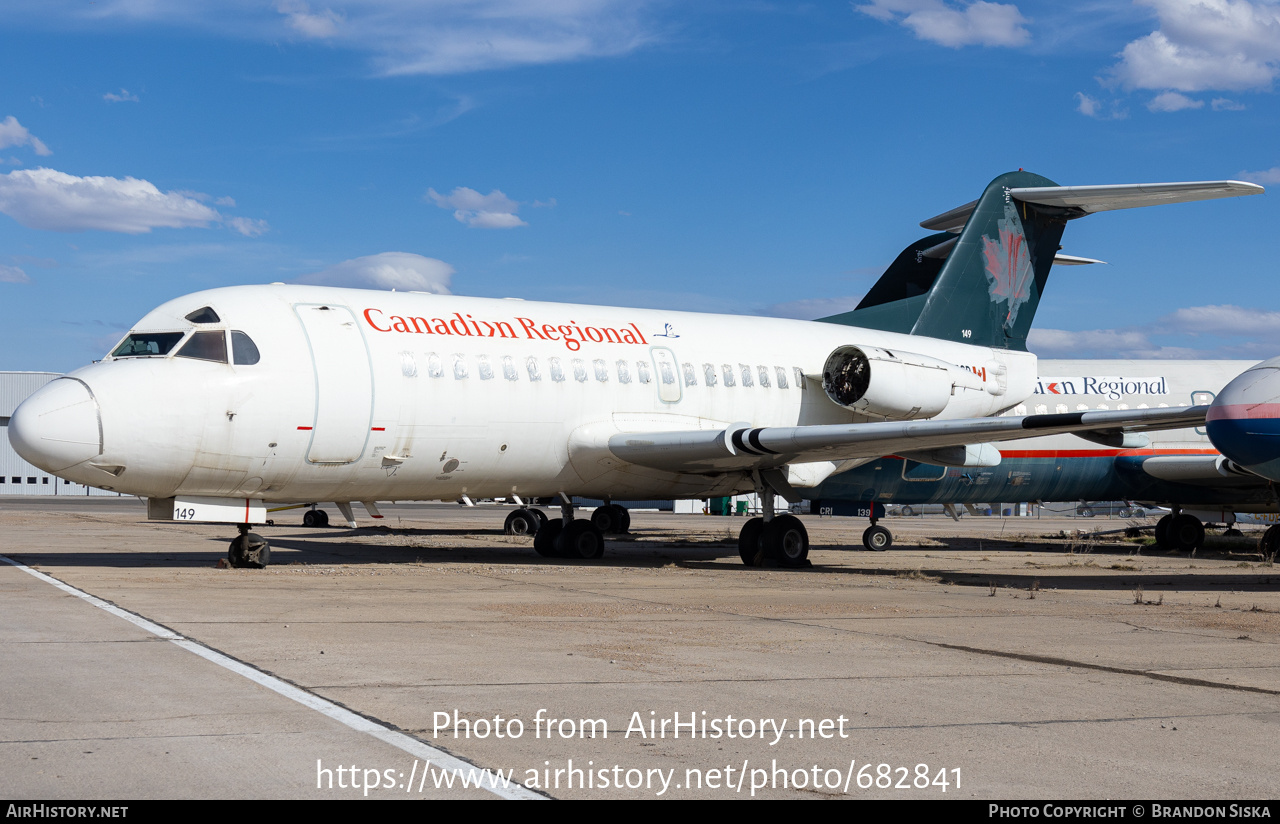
[533, 518, 564, 557]
[609, 504, 630, 533]
[863, 524, 892, 552]
[228, 532, 270, 568]
[504, 509, 540, 536]
[738, 518, 765, 567]
[1169, 514, 1205, 551]
[557, 520, 606, 560]
[1260, 524, 1280, 558]
[1224, 527, 1243, 537]
[764, 515, 810, 567]
[1154, 514, 1172, 549]
[529, 508, 548, 529]
[303, 508, 329, 528]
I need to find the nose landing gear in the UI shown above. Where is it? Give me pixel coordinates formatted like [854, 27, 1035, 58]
[228, 524, 270, 568]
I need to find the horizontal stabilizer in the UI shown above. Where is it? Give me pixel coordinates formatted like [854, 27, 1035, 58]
[921, 180, 1262, 232]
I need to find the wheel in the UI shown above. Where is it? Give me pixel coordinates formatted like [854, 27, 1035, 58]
[504, 509, 539, 536]
[862, 524, 892, 551]
[1168, 514, 1205, 551]
[609, 504, 630, 533]
[1118, 508, 1132, 519]
[533, 518, 563, 557]
[1224, 527, 1243, 537]
[738, 518, 764, 566]
[228, 532, 270, 568]
[1154, 514, 1172, 548]
[303, 509, 318, 527]
[315, 509, 329, 527]
[1080, 508, 1094, 518]
[529, 508, 548, 528]
[763, 515, 809, 567]
[590, 506, 616, 533]
[557, 519, 605, 560]
[1260, 524, 1280, 558]
[900, 506, 915, 517]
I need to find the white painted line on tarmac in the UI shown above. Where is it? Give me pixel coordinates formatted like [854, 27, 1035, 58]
[1, 554, 543, 800]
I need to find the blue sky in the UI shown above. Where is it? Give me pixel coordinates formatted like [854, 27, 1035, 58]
[1, 0, 1278, 372]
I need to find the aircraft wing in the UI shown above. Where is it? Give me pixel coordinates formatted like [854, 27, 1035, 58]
[607, 406, 1208, 474]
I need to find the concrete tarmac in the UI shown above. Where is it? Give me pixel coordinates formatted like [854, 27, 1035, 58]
[2, 498, 1277, 800]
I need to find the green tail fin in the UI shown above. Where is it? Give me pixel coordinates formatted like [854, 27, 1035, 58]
[909, 170, 1066, 350]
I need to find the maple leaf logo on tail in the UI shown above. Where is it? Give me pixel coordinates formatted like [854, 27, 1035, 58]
[981, 200, 1035, 332]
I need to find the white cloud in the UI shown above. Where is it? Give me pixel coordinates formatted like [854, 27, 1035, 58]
[426, 186, 528, 228]
[1239, 166, 1280, 184]
[1075, 91, 1101, 117]
[295, 252, 454, 292]
[0, 116, 52, 156]
[0, 168, 220, 233]
[1109, 0, 1280, 93]
[1212, 96, 1247, 109]
[103, 88, 139, 103]
[226, 216, 271, 237]
[1146, 90, 1205, 111]
[765, 296, 866, 320]
[14, 1, 656, 76]
[1030, 304, 1280, 359]
[276, 0, 341, 38]
[0, 264, 30, 283]
[856, 0, 1030, 48]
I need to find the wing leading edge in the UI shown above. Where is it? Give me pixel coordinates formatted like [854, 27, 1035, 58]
[606, 406, 1209, 475]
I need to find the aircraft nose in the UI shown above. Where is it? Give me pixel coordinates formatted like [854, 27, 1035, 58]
[8, 378, 103, 472]
[1205, 357, 1280, 481]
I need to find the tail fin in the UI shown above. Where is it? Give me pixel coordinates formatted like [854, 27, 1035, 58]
[818, 231, 952, 334]
[821, 171, 1262, 349]
[910, 170, 1066, 350]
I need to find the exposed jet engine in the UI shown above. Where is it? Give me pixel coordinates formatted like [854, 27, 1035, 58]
[821, 345, 985, 420]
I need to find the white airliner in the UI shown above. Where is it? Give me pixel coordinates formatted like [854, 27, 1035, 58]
[7, 171, 1263, 568]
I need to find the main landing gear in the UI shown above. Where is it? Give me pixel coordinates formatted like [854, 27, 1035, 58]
[228, 524, 270, 568]
[529, 498, 609, 560]
[1153, 507, 1205, 552]
[738, 482, 810, 568]
[1260, 525, 1280, 558]
[302, 506, 329, 528]
[503, 507, 547, 536]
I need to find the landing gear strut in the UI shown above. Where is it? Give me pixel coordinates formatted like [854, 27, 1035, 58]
[228, 524, 270, 568]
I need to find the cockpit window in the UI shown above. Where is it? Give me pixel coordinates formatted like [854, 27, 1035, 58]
[185, 306, 221, 324]
[176, 330, 228, 363]
[231, 331, 260, 365]
[111, 332, 186, 358]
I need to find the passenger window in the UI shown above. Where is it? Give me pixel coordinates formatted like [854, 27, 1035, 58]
[757, 366, 770, 388]
[593, 359, 609, 382]
[636, 361, 652, 384]
[176, 331, 228, 363]
[572, 359, 588, 382]
[793, 367, 805, 388]
[477, 355, 494, 380]
[526, 356, 542, 382]
[616, 359, 631, 384]
[400, 351, 417, 378]
[111, 332, 185, 358]
[427, 353, 444, 378]
[549, 357, 565, 382]
[658, 360, 676, 385]
[740, 364, 754, 387]
[703, 363, 717, 386]
[721, 365, 736, 387]
[502, 356, 518, 381]
[231, 331, 261, 365]
[453, 354, 469, 379]
[682, 363, 697, 387]
[775, 367, 788, 389]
